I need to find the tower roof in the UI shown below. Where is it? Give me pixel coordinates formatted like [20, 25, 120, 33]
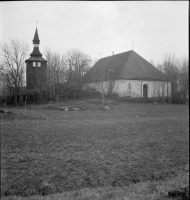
[29, 48, 42, 57]
[25, 27, 47, 61]
[32, 28, 40, 44]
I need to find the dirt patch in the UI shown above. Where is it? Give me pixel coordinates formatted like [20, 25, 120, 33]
[42, 100, 110, 111]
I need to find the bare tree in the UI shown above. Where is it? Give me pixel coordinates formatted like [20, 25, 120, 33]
[178, 56, 189, 101]
[136, 80, 143, 97]
[97, 73, 108, 106]
[0, 72, 8, 104]
[94, 68, 117, 104]
[152, 81, 166, 103]
[156, 62, 164, 73]
[66, 48, 92, 86]
[155, 54, 189, 103]
[160, 53, 180, 102]
[0, 39, 29, 104]
[127, 82, 131, 96]
[106, 69, 117, 97]
[44, 48, 67, 102]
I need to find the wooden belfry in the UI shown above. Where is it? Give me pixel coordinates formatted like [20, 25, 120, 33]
[25, 26, 47, 90]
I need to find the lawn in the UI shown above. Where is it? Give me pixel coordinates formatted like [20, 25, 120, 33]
[1, 100, 189, 198]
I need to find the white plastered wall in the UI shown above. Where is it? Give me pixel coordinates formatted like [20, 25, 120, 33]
[85, 79, 171, 98]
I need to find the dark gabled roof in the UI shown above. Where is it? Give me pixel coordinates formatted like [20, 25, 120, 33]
[33, 28, 40, 44]
[83, 50, 167, 83]
[25, 56, 47, 62]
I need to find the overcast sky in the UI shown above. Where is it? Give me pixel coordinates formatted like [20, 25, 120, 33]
[0, 1, 188, 65]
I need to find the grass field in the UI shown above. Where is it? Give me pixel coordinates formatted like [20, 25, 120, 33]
[1, 100, 189, 199]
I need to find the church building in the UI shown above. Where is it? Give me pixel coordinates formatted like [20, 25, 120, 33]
[83, 50, 171, 98]
[25, 28, 47, 90]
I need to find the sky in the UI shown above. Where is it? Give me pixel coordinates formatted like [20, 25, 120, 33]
[0, 1, 189, 65]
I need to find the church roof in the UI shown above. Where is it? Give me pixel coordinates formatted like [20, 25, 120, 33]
[33, 28, 40, 44]
[83, 50, 167, 83]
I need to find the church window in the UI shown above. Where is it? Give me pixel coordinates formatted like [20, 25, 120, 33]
[37, 62, 41, 67]
[33, 62, 36, 67]
[33, 44, 39, 47]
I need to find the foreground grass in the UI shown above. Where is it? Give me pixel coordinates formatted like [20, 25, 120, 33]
[1, 172, 189, 200]
[1, 100, 189, 198]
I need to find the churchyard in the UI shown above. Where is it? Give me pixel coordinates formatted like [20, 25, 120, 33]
[1, 99, 189, 200]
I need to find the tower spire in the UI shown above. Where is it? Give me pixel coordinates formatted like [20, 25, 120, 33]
[30, 27, 42, 57]
[33, 28, 40, 44]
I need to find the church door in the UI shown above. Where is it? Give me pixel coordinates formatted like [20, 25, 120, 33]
[143, 84, 148, 98]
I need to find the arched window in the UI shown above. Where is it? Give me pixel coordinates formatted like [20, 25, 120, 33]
[143, 84, 148, 98]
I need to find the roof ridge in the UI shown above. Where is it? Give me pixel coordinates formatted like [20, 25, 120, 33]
[100, 50, 133, 60]
[116, 51, 133, 79]
[132, 51, 167, 78]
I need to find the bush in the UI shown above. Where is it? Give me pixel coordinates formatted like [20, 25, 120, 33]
[80, 87, 102, 98]
[0, 95, 17, 106]
[59, 85, 81, 100]
[21, 90, 48, 104]
[119, 97, 169, 104]
[172, 93, 188, 104]
[59, 85, 102, 100]
[108, 92, 120, 100]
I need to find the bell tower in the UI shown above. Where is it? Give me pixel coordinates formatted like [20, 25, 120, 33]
[25, 27, 47, 90]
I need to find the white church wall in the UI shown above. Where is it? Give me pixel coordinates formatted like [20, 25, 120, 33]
[85, 80, 171, 98]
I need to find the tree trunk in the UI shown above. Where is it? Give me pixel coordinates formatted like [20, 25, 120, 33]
[56, 94, 59, 105]
[14, 93, 17, 105]
[102, 92, 105, 106]
[167, 82, 169, 103]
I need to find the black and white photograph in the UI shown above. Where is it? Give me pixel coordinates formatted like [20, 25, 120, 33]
[0, 1, 189, 200]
